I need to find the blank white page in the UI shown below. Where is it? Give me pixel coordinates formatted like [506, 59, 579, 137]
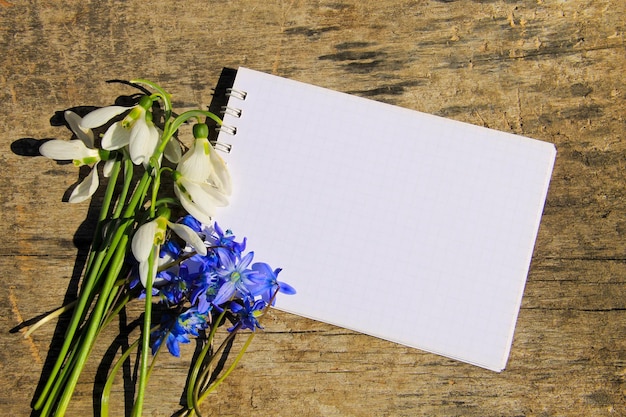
[216, 67, 556, 372]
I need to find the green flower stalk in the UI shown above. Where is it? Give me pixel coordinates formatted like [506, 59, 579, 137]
[23, 79, 295, 417]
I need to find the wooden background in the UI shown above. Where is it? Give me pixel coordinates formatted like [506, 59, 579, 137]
[1, 0, 625, 416]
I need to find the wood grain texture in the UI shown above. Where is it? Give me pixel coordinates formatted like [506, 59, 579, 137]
[1, 1, 625, 416]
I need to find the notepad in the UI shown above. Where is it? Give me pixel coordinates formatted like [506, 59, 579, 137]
[214, 67, 556, 372]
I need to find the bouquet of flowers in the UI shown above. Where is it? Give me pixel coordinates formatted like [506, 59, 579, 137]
[21, 79, 295, 416]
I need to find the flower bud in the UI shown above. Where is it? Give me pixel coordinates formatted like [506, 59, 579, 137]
[138, 95, 153, 110]
[193, 123, 209, 139]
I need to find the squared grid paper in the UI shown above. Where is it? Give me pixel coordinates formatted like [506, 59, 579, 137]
[216, 67, 556, 372]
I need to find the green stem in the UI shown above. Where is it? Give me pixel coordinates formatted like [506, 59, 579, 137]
[102, 316, 165, 417]
[111, 158, 134, 220]
[185, 309, 227, 410]
[34, 157, 131, 411]
[191, 325, 241, 417]
[150, 164, 161, 218]
[131, 246, 156, 417]
[42, 214, 133, 414]
[196, 332, 256, 410]
[101, 282, 123, 327]
[130, 79, 172, 114]
[23, 300, 77, 338]
[33, 246, 110, 411]
[83, 158, 122, 276]
[164, 110, 223, 147]
[101, 338, 140, 417]
[187, 298, 278, 416]
[39, 332, 84, 416]
[123, 170, 152, 219]
[53, 231, 131, 416]
[101, 289, 132, 330]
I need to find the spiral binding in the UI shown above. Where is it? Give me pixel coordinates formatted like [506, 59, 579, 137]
[217, 124, 237, 136]
[221, 105, 242, 118]
[225, 87, 247, 101]
[212, 141, 232, 153]
[216, 87, 247, 137]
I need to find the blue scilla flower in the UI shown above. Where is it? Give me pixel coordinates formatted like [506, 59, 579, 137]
[211, 248, 258, 306]
[160, 239, 182, 260]
[190, 271, 221, 314]
[151, 308, 208, 357]
[157, 265, 193, 306]
[176, 216, 247, 257]
[151, 316, 185, 357]
[250, 262, 296, 305]
[207, 222, 246, 256]
[189, 245, 220, 274]
[229, 298, 267, 332]
[176, 307, 208, 337]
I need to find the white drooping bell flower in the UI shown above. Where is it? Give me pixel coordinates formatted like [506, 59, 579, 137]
[172, 123, 231, 224]
[39, 111, 115, 203]
[80, 96, 181, 168]
[131, 209, 207, 288]
[177, 124, 232, 195]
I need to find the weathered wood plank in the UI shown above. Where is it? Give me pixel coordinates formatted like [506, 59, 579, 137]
[1, 0, 625, 416]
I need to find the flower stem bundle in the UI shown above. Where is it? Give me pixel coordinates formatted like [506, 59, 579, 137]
[26, 79, 295, 416]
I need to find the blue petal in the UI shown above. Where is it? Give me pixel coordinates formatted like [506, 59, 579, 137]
[251, 262, 275, 279]
[212, 280, 236, 306]
[238, 251, 255, 270]
[180, 215, 203, 232]
[216, 247, 235, 270]
[278, 281, 297, 295]
[166, 334, 181, 357]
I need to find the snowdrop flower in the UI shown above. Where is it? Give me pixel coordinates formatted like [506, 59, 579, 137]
[39, 111, 114, 203]
[172, 175, 228, 225]
[177, 123, 231, 194]
[132, 213, 208, 287]
[172, 123, 231, 224]
[81, 96, 181, 167]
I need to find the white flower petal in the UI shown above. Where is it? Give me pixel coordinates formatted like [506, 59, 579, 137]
[131, 220, 158, 263]
[103, 158, 115, 178]
[164, 138, 182, 164]
[129, 120, 158, 166]
[138, 246, 159, 288]
[168, 222, 207, 256]
[81, 105, 131, 129]
[64, 111, 94, 148]
[177, 138, 212, 182]
[146, 124, 161, 165]
[101, 122, 131, 150]
[40, 139, 98, 161]
[183, 178, 229, 207]
[68, 163, 100, 203]
[39, 140, 80, 160]
[174, 186, 214, 225]
[138, 260, 149, 288]
[209, 148, 232, 195]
